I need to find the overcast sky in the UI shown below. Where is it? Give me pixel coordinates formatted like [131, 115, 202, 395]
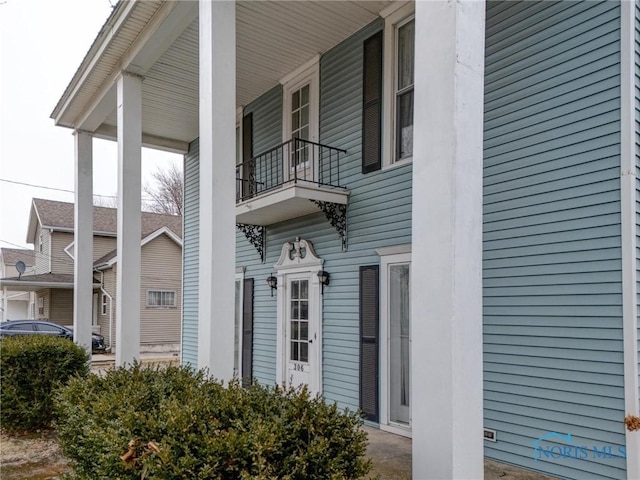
[0, 0, 182, 251]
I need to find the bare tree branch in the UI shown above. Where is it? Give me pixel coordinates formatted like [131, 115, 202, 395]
[143, 162, 183, 216]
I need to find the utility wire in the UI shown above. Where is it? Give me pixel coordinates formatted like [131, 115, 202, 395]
[0, 178, 154, 200]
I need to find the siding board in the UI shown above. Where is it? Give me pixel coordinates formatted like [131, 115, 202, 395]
[182, 139, 199, 367]
[483, 2, 624, 479]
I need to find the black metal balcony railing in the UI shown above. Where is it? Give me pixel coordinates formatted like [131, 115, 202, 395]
[236, 138, 346, 202]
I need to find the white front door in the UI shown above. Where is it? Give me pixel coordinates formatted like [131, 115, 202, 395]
[275, 237, 324, 395]
[285, 275, 316, 390]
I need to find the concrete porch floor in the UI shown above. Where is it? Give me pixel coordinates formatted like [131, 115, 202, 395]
[365, 426, 558, 480]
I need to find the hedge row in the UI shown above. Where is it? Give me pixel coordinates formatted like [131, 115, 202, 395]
[54, 362, 372, 479]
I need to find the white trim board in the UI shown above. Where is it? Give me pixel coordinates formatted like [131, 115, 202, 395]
[620, 1, 640, 477]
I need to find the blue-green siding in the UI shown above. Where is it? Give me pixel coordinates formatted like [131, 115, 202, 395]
[236, 17, 414, 411]
[182, 17, 413, 412]
[181, 4, 630, 480]
[483, 2, 624, 479]
[182, 139, 199, 367]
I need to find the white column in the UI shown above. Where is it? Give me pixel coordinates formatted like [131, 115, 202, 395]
[411, 1, 486, 479]
[73, 130, 94, 355]
[620, 1, 640, 476]
[115, 72, 142, 367]
[198, 0, 236, 381]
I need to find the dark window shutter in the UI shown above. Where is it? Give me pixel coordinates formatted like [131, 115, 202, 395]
[362, 31, 383, 174]
[241, 278, 254, 387]
[242, 113, 254, 199]
[360, 265, 379, 422]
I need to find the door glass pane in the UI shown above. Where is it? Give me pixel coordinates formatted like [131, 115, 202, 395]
[290, 279, 310, 364]
[292, 90, 300, 110]
[292, 110, 300, 131]
[290, 83, 311, 170]
[389, 263, 410, 425]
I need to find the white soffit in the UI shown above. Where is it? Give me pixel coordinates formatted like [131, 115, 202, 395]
[57, 1, 393, 149]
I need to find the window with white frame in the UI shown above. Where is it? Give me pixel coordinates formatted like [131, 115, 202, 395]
[395, 18, 414, 160]
[382, 3, 415, 166]
[38, 234, 43, 253]
[146, 290, 176, 307]
[37, 297, 44, 315]
[101, 294, 108, 315]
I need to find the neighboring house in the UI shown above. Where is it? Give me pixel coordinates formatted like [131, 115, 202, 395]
[0, 248, 36, 321]
[0, 198, 182, 351]
[50, 2, 639, 480]
[93, 226, 183, 351]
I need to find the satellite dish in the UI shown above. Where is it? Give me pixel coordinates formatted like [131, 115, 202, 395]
[15, 260, 26, 279]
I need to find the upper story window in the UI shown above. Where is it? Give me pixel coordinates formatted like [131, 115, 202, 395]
[38, 233, 43, 253]
[395, 18, 414, 161]
[382, 2, 415, 168]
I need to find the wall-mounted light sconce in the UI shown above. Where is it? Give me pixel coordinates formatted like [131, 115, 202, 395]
[266, 275, 277, 297]
[317, 270, 330, 295]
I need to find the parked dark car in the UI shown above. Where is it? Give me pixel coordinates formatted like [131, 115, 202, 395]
[0, 319, 106, 353]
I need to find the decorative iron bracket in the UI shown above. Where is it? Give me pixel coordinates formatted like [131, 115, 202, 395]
[236, 223, 266, 262]
[311, 201, 347, 251]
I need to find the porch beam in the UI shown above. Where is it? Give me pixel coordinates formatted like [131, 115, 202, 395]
[411, 1, 486, 479]
[73, 130, 94, 355]
[197, 0, 236, 380]
[115, 72, 142, 367]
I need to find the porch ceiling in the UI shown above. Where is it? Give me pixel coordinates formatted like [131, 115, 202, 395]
[53, 0, 393, 153]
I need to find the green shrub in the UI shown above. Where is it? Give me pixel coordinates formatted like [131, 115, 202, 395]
[0, 334, 89, 433]
[54, 362, 371, 479]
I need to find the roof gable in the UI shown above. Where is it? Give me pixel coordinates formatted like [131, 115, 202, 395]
[26, 198, 182, 244]
[94, 226, 183, 268]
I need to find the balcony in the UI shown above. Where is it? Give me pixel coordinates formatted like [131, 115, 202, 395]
[235, 138, 348, 226]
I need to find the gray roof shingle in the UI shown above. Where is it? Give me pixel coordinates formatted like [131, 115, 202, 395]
[32, 198, 182, 238]
[1, 248, 35, 267]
